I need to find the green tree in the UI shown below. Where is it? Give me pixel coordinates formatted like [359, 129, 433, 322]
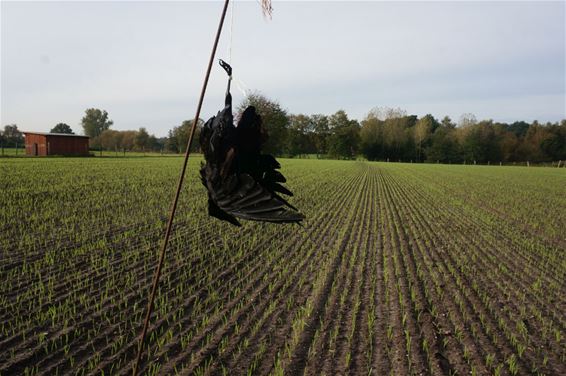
[99, 130, 122, 151]
[50, 123, 74, 134]
[426, 125, 461, 163]
[441, 116, 455, 129]
[360, 113, 384, 160]
[518, 121, 553, 162]
[327, 110, 360, 159]
[499, 131, 520, 162]
[458, 113, 477, 128]
[360, 110, 419, 161]
[165, 129, 179, 153]
[460, 120, 502, 163]
[2, 124, 24, 147]
[367, 106, 407, 121]
[237, 92, 289, 155]
[171, 119, 203, 153]
[134, 127, 150, 151]
[311, 114, 330, 156]
[81, 108, 113, 138]
[382, 116, 417, 161]
[414, 114, 438, 161]
[507, 121, 530, 138]
[540, 122, 566, 161]
[287, 114, 315, 156]
[120, 130, 137, 151]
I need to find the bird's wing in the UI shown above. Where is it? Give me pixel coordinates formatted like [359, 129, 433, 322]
[212, 173, 304, 223]
[200, 80, 304, 225]
[235, 111, 295, 197]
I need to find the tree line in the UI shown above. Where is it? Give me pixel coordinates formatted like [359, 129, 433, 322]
[216, 93, 565, 164]
[3, 97, 565, 162]
[358, 111, 566, 164]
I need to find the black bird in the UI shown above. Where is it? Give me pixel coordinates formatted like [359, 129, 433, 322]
[199, 60, 304, 226]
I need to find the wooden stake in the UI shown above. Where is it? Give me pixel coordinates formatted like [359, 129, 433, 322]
[132, 1, 231, 374]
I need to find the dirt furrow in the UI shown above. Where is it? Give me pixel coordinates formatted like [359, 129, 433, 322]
[349, 169, 378, 375]
[286, 167, 369, 375]
[124, 168, 367, 376]
[325, 177, 371, 375]
[1, 225, 283, 374]
[377, 167, 436, 375]
[389, 166, 565, 373]
[381, 166, 535, 374]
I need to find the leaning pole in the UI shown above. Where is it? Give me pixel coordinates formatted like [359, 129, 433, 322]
[132, 1, 231, 374]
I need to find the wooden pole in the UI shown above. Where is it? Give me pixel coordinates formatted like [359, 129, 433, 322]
[132, 1, 231, 374]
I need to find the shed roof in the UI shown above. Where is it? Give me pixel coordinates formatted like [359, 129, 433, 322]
[24, 132, 89, 138]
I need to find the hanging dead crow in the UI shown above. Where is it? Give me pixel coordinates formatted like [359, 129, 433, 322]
[199, 60, 304, 226]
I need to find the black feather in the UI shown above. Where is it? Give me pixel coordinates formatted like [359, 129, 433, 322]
[199, 61, 304, 226]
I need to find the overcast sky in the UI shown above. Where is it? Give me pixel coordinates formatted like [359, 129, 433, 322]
[1, 1, 564, 137]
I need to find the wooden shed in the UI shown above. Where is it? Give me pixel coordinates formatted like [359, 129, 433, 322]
[24, 132, 90, 156]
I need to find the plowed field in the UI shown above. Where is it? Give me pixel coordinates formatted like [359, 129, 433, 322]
[1, 158, 564, 375]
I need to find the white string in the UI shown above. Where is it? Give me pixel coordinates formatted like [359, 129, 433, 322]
[234, 77, 249, 98]
[225, 0, 248, 98]
[226, 0, 270, 98]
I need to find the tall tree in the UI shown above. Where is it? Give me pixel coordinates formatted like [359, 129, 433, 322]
[458, 113, 477, 128]
[441, 116, 455, 129]
[426, 125, 461, 163]
[311, 114, 330, 156]
[367, 106, 408, 121]
[165, 129, 179, 153]
[287, 114, 315, 156]
[540, 122, 566, 161]
[171, 119, 203, 153]
[360, 112, 384, 160]
[99, 130, 123, 151]
[327, 110, 360, 159]
[121, 131, 137, 151]
[460, 120, 501, 163]
[134, 127, 150, 151]
[381, 116, 417, 160]
[499, 131, 520, 162]
[507, 121, 530, 138]
[414, 114, 438, 161]
[519, 121, 552, 162]
[81, 108, 113, 138]
[2, 124, 24, 147]
[50, 123, 74, 134]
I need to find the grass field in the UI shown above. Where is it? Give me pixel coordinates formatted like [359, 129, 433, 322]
[0, 148, 185, 158]
[0, 157, 564, 375]
[0, 147, 25, 157]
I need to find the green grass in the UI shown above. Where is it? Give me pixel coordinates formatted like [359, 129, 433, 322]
[0, 157, 564, 375]
[0, 147, 25, 156]
[0, 147, 188, 158]
[88, 149, 192, 157]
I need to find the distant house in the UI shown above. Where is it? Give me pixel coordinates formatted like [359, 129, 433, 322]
[24, 132, 90, 156]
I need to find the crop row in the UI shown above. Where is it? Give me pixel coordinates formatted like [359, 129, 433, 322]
[1, 158, 563, 375]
